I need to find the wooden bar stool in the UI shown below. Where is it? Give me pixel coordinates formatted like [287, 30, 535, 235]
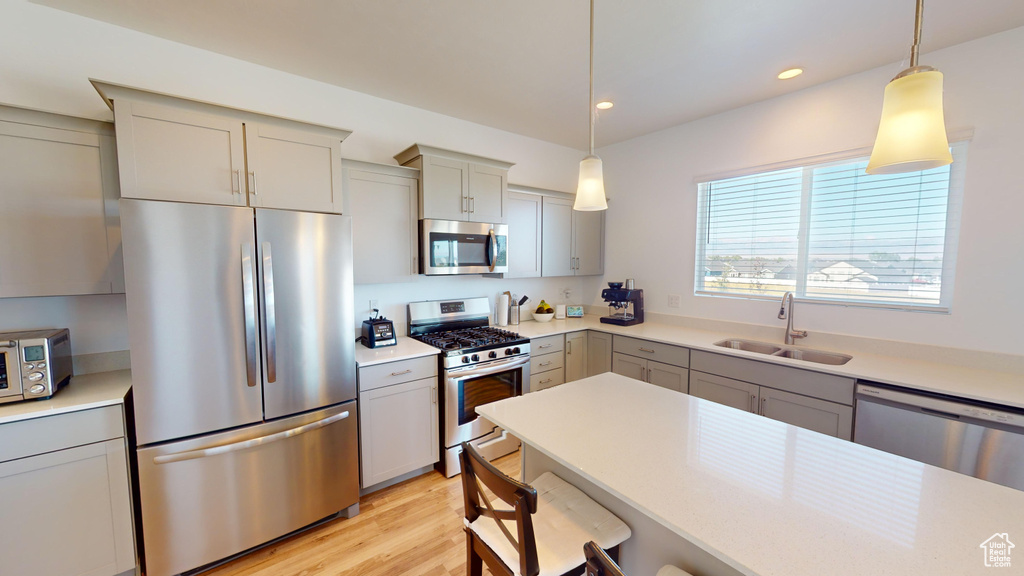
[583, 541, 626, 576]
[459, 442, 631, 576]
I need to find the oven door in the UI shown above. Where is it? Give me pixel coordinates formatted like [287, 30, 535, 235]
[444, 356, 528, 448]
[421, 219, 508, 275]
[0, 344, 23, 403]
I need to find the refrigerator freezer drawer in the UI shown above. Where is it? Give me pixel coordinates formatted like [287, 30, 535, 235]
[136, 402, 359, 576]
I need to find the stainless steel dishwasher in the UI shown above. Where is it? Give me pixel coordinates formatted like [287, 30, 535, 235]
[855, 382, 1024, 491]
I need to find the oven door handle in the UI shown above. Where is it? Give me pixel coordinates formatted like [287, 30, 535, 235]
[446, 356, 530, 384]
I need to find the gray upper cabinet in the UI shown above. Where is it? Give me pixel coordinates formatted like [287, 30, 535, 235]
[0, 105, 123, 297]
[394, 144, 513, 223]
[506, 190, 543, 279]
[343, 160, 420, 284]
[539, 194, 605, 277]
[245, 122, 343, 213]
[541, 196, 574, 277]
[95, 81, 351, 213]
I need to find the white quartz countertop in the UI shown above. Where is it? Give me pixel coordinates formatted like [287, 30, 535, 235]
[355, 336, 439, 367]
[509, 316, 1024, 410]
[0, 370, 132, 425]
[478, 374, 1024, 576]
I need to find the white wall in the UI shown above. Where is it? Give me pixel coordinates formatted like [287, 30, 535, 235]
[0, 0, 587, 352]
[594, 26, 1024, 356]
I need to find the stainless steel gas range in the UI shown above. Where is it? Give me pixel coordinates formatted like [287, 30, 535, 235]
[409, 297, 529, 477]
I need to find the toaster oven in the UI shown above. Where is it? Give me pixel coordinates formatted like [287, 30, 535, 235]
[0, 329, 72, 404]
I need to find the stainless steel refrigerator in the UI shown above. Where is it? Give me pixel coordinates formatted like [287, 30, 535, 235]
[120, 199, 358, 576]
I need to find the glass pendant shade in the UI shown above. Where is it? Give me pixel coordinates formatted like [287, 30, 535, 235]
[866, 69, 952, 175]
[574, 155, 608, 211]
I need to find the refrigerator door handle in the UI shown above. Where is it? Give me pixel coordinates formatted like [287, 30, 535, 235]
[152, 410, 351, 465]
[241, 243, 258, 388]
[262, 241, 278, 383]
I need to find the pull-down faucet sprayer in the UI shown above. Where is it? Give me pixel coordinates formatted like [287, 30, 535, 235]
[778, 291, 808, 345]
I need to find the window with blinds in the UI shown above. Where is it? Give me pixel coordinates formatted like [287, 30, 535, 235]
[695, 142, 966, 311]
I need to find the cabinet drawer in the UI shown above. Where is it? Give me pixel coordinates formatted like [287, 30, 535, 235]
[612, 335, 689, 368]
[531, 369, 565, 392]
[531, 334, 564, 355]
[531, 351, 564, 374]
[690, 350, 854, 405]
[359, 356, 438, 392]
[0, 405, 124, 464]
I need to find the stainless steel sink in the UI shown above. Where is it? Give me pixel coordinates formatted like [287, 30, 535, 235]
[771, 348, 853, 365]
[713, 339, 782, 355]
[713, 338, 853, 365]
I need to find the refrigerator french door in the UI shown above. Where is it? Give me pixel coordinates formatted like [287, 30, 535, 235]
[120, 199, 358, 576]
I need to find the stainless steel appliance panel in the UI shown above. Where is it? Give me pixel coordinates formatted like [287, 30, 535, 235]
[136, 401, 359, 576]
[0, 343, 21, 402]
[121, 199, 263, 445]
[255, 210, 356, 419]
[444, 355, 528, 447]
[420, 219, 508, 275]
[855, 385, 1024, 491]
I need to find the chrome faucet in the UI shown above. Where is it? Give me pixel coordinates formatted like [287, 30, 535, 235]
[778, 292, 808, 345]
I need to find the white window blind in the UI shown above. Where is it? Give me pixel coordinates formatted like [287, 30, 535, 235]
[695, 142, 966, 311]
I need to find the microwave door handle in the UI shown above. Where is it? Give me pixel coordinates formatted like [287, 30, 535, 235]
[488, 229, 497, 272]
[262, 242, 277, 383]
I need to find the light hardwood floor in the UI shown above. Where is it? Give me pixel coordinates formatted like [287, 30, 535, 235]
[201, 453, 520, 576]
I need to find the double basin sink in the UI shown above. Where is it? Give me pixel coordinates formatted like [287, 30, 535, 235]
[714, 339, 853, 365]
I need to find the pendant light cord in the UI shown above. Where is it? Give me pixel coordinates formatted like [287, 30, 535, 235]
[589, 0, 595, 156]
[910, 0, 923, 68]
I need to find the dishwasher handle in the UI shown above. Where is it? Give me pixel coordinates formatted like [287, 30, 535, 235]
[857, 384, 1024, 431]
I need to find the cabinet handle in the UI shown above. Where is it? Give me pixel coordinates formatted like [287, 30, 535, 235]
[539, 379, 552, 385]
[638, 347, 655, 354]
[233, 169, 242, 194]
[567, 341, 571, 354]
[462, 196, 468, 213]
[390, 369, 413, 377]
[539, 361, 552, 367]
[469, 197, 476, 213]
[749, 393, 756, 413]
[432, 386, 437, 404]
[249, 171, 259, 195]
[576, 257, 580, 270]
[761, 396, 767, 415]
[641, 367, 646, 382]
[538, 343, 553, 349]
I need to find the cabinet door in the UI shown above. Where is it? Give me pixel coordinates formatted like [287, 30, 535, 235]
[468, 163, 506, 222]
[113, 100, 246, 205]
[0, 438, 135, 576]
[421, 155, 469, 221]
[760, 387, 853, 440]
[689, 371, 759, 413]
[564, 331, 589, 383]
[359, 377, 439, 488]
[541, 196, 574, 277]
[346, 167, 419, 283]
[506, 192, 542, 278]
[246, 123, 342, 213]
[646, 360, 688, 393]
[573, 209, 605, 276]
[0, 119, 119, 297]
[587, 331, 613, 376]
[612, 352, 645, 382]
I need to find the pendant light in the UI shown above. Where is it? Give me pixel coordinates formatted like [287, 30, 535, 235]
[866, 0, 952, 175]
[574, 0, 608, 211]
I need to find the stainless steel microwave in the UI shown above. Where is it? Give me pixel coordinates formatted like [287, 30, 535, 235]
[0, 328, 73, 404]
[420, 219, 508, 275]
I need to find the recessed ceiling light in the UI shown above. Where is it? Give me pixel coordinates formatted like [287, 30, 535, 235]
[596, 101, 614, 110]
[777, 68, 803, 80]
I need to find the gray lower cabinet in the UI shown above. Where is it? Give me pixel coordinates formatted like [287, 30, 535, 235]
[611, 336, 690, 393]
[358, 357, 439, 489]
[0, 406, 135, 576]
[530, 335, 565, 392]
[689, 350, 855, 440]
[564, 331, 588, 383]
[586, 331, 613, 376]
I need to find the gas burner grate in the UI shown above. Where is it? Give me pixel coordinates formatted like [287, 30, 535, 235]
[415, 326, 524, 352]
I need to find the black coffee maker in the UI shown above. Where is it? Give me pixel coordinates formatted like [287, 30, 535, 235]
[600, 281, 644, 326]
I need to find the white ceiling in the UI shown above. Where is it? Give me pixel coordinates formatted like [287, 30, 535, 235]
[32, 0, 1024, 149]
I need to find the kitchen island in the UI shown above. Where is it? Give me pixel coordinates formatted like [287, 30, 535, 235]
[478, 373, 1024, 576]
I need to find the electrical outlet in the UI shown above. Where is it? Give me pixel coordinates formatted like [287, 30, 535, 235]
[369, 299, 379, 311]
[668, 294, 681, 308]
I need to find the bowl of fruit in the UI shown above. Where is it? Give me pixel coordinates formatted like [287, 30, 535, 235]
[533, 300, 555, 322]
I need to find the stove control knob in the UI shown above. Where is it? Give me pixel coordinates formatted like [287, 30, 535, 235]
[489, 351, 498, 359]
[471, 354, 480, 362]
[462, 356, 470, 364]
[512, 347, 521, 354]
[505, 348, 513, 355]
